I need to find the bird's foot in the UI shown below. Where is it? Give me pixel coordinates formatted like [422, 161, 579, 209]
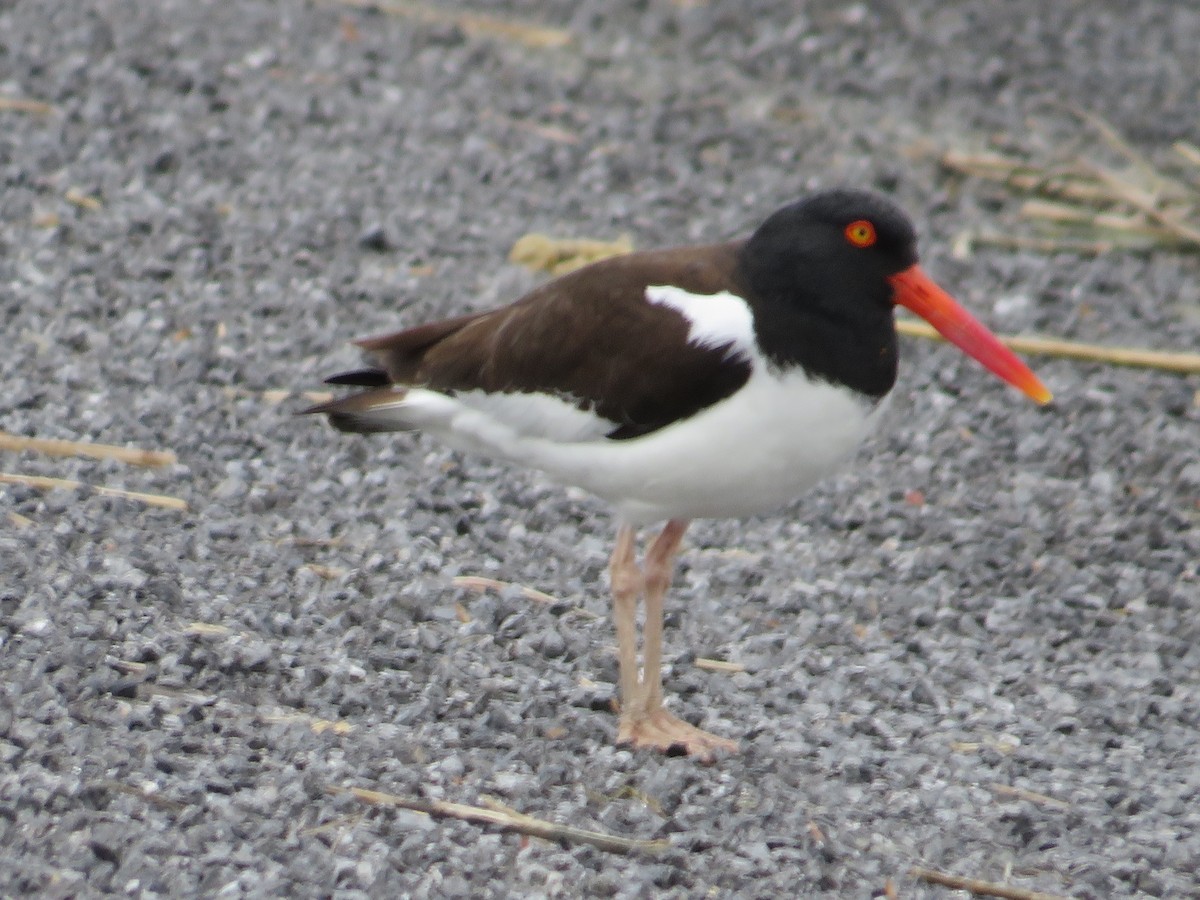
[617, 708, 738, 762]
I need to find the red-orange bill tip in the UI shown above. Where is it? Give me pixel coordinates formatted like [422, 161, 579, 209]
[888, 265, 1052, 405]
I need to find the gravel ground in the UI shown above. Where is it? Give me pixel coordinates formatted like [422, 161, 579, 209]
[3, 1, 1199, 897]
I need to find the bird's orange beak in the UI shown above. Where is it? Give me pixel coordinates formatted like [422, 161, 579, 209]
[888, 265, 1052, 404]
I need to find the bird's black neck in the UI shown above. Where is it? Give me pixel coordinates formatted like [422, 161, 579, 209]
[752, 299, 898, 398]
[734, 248, 899, 398]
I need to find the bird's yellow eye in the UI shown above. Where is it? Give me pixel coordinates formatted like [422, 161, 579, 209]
[844, 219, 877, 248]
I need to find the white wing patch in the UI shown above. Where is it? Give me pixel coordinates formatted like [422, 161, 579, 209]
[645, 285, 756, 360]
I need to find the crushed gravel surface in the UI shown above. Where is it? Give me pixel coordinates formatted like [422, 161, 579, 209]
[2, 1, 1198, 896]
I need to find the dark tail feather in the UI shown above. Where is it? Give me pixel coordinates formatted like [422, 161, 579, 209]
[300, 388, 414, 434]
[325, 367, 391, 387]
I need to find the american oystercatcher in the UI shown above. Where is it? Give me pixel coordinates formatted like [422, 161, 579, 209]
[306, 189, 1051, 760]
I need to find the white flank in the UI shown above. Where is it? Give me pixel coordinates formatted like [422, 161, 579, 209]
[448, 390, 614, 443]
[645, 286, 755, 359]
[390, 370, 876, 527]
[377, 387, 615, 453]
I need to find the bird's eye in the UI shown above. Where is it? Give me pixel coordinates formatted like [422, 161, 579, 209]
[844, 220, 877, 248]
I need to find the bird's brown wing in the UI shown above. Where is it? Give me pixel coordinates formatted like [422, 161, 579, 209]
[348, 243, 753, 439]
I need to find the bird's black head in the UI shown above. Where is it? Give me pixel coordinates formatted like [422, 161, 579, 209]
[742, 189, 919, 304]
[737, 189, 921, 396]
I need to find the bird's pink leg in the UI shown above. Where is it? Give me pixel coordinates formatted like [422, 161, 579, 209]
[617, 519, 738, 761]
[638, 518, 689, 714]
[608, 524, 643, 717]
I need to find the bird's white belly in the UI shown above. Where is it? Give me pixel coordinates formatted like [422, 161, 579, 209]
[410, 369, 878, 526]
[541, 370, 875, 523]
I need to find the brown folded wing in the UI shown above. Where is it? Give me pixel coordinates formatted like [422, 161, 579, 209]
[353, 243, 754, 440]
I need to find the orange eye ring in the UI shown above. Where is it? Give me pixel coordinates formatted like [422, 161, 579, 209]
[844, 219, 877, 248]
